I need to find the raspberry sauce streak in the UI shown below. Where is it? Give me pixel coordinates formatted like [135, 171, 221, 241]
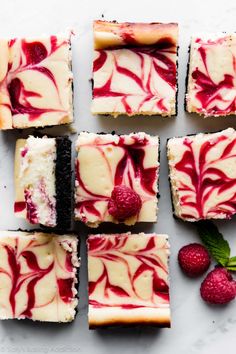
[173, 131, 236, 220]
[14, 201, 26, 213]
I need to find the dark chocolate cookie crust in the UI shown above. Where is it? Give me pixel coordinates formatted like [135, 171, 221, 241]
[55, 136, 72, 231]
[184, 44, 191, 112]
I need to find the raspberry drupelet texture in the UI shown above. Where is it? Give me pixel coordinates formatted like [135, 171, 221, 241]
[200, 268, 236, 305]
[178, 243, 211, 277]
[108, 185, 142, 221]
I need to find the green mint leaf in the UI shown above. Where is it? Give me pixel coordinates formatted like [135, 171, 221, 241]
[196, 221, 230, 267]
[227, 256, 236, 267]
[226, 267, 236, 271]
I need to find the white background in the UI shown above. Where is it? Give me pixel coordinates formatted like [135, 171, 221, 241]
[1, 0, 236, 353]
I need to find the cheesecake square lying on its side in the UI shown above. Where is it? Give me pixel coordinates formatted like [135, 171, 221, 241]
[167, 128, 236, 221]
[186, 33, 236, 117]
[74, 132, 160, 227]
[0, 34, 73, 129]
[91, 20, 179, 117]
[14, 135, 72, 230]
[0, 231, 79, 322]
[87, 232, 170, 328]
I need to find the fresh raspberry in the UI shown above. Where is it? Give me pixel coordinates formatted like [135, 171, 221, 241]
[178, 243, 211, 277]
[200, 267, 236, 305]
[108, 185, 142, 220]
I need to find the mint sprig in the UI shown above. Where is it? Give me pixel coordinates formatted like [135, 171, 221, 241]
[226, 256, 236, 271]
[197, 221, 236, 271]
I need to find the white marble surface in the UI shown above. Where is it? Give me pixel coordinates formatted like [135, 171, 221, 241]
[1, 0, 236, 353]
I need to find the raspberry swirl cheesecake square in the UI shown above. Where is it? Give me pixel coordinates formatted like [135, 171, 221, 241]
[0, 231, 79, 322]
[14, 136, 72, 230]
[186, 34, 236, 117]
[75, 132, 160, 227]
[87, 232, 170, 328]
[0, 34, 73, 129]
[91, 20, 178, 117]
[167, 128, 236, 221]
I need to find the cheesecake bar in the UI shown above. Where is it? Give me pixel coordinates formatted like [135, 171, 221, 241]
[0, 231, 79, 322]
[91, 20, 178, 117]
[0, 34, 73, 129]
[88, 232, 170, 328]
[15, 136, 72, 229]
[75, 132, 159, 227]
[167, 128, 236, 221]
[186, 34, 236, 117]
